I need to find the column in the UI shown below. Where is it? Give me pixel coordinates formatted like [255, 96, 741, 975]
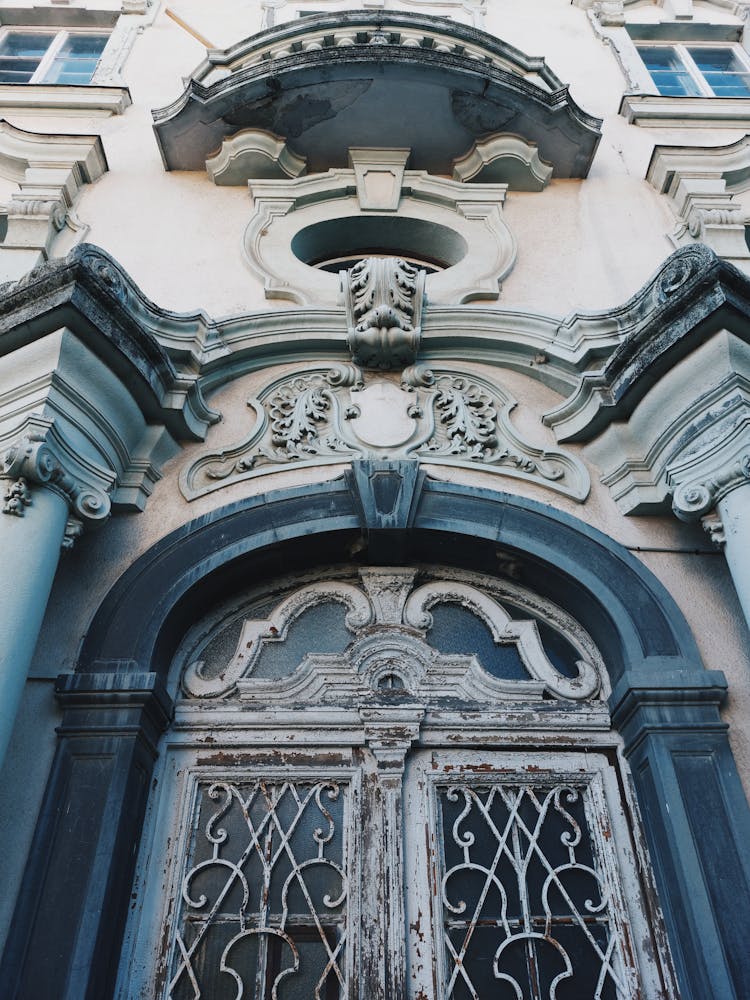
[672, 450, 750, 635]
[717, 485, 750, 627]
[0, 428, 110, 769]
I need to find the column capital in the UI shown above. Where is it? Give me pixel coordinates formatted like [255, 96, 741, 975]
[671, 444, 750, 521]
[1, 418, 113, 527]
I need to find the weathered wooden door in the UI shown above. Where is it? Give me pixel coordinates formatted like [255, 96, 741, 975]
[117, 568, 677, 999]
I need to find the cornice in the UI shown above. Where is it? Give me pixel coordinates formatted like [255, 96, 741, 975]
[647, 137, 750, 260]
[0, 244, 216, 442]
[544, 245, 750, 441]
[0, 84, 131, 118]
[0, 120, 108, 269]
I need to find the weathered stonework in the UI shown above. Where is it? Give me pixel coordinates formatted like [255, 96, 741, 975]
[181, 364, 589, 501]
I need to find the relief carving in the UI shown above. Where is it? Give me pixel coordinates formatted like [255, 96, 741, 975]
[181, 569, 602, 705]
[2, 430, 112, 524]
[182, 367, 589, 501]
[343, 257, 425, 370]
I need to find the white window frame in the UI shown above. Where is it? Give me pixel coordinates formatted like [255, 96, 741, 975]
[0, 26, 110, 86]
[636, 41, 750, 97]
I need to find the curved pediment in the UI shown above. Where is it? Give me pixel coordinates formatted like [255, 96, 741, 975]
[153, 12, 601, 179]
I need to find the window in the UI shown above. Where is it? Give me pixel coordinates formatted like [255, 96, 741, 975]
[0, 30, 108, 85]
[638, 44, 750, 97]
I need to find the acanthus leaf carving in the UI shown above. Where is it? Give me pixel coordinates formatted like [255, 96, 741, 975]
[427, 376, 499, 459]
[1, 421, 113, 538]
[2, 477, 32, 516]
[343, 257, 425, 370]
[182, 368, 589, 501]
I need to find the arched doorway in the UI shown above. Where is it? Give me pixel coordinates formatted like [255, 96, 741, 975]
[2, 466, 749, 999]
[118, 563, 675, 998]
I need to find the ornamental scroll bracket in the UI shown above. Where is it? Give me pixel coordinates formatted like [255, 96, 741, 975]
[1, 418, 114, 544]
[181, 569, 602, 704]
[342, 257, 426, 371]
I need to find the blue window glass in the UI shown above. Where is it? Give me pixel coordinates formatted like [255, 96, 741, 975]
[43, 33, 108, 85]
[637, 46, 701, 96]
[689, 46, 750, 97]
[0, 31, 107, 85]
[0, 33, 54, 84]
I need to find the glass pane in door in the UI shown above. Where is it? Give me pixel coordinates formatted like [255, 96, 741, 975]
[167, 778, 349, 1000]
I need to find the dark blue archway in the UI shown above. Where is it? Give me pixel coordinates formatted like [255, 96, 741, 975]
[2, 464, 748, 1000]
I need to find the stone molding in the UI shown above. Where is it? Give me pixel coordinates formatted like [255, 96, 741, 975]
[0, 244, 216, 443]
[544, 245, 750, 442]
[180, 364, 590, 502]
[244, 164, 515, 305]
[619, 93, 750, 127]
[205, 128, 307, 184]
[0, 120, 108, 273]
[540, 245, 750, 517]
[181, 569, 601, 703]
[452, 132, 554, 191]
[261, 0, 488, 30]
[1, 417, 113, 526]
[348, 147, 410, 210]
[0, 84, 131, 118]
[588, 376, 750, 514]
[573, 0, 749, 20]
[647, 139, 750, 259]
[153, 11, 601, 177]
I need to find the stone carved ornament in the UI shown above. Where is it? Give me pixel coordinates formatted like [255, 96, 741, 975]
[181, 362, 589, 501]
[343, 257, 425, 370]
[182, 569, 601, 704]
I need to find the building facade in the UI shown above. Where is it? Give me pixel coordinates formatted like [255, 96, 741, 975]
[1, 1, 750, 997]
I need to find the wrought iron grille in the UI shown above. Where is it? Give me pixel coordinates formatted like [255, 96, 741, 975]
[167, 779, 349, 999]
[437, 781, 638, 1000]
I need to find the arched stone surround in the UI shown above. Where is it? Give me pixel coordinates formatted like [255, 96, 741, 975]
[2, 463, 749, 999]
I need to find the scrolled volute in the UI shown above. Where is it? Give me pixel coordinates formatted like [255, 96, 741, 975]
[1, 430, 112, 527]
[672, 452, 750, 522]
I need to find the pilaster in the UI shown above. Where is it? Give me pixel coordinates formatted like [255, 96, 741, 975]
[610, 670, 750, 999]
[359, 705, 424, 1000]
[0, 671, 172, 1000]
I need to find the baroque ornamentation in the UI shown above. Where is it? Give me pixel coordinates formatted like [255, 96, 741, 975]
[181, 366, 589, 502]
[181, 569, 602, 703]
[657, 246, 707, 303]
[3, 477, 32, 516]
[672, 452, 750, 520]
[1, 426, 112, 528]
[343, 257, 425, 370]
[701, 511, 726, 548]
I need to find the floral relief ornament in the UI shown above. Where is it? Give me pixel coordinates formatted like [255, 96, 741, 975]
[181, 362, 590, 501]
